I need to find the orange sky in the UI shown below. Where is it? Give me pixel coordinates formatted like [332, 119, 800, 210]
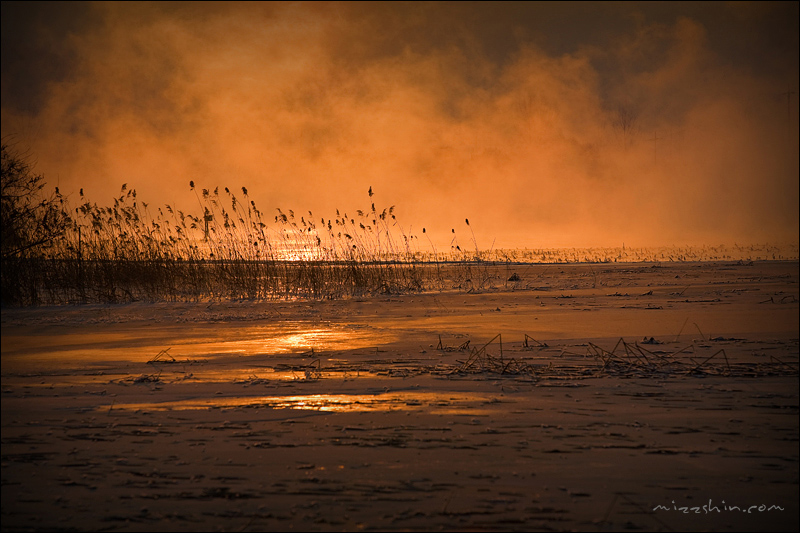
[2, 1, 798, 249]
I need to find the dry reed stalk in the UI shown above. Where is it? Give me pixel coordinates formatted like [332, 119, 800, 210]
[451, 334, 535, 376]
[687, 349, 730, 375]
[523, 334, 548, 349]
[436, 335, 470, 352]
[769, 355, 798, 371]
[147, 348, 175, 364]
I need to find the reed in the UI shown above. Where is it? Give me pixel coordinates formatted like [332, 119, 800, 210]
[2, 178, 486, 305]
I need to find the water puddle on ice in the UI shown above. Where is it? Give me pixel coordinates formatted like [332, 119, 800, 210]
[126, 366, 384, 385]
[2, 322, 394, 373]
[103, 391, 497, 414]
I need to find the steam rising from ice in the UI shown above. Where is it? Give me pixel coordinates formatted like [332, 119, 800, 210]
[2, 2, 797, 248]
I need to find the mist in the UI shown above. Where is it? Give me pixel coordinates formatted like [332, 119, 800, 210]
[2, 1, 798, 250]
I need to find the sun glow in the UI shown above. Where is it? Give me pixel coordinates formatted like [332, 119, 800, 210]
[101, 392, 498, 413]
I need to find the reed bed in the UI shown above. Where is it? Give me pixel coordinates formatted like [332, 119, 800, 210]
[3, 179, 495, 306]
[490, 243, 799, 264]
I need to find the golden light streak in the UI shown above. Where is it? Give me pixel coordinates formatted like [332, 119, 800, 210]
[101, 392, 499, 414]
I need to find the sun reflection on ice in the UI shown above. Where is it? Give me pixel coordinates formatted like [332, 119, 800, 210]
[278, 330, 365, 352]
[214, 325, 394, 356]
[103, 392, 497, 414]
